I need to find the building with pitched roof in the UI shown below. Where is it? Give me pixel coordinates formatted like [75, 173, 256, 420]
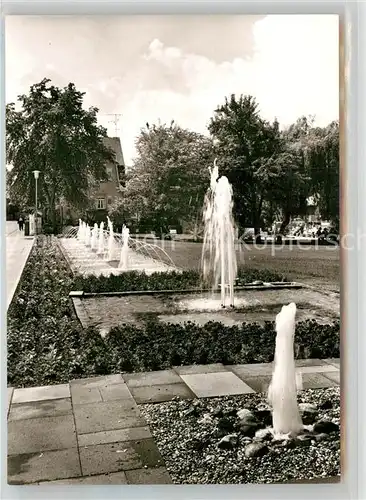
[59, 136, 126, 225]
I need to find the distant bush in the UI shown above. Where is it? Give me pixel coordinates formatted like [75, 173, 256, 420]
[72, 268, 287, 294]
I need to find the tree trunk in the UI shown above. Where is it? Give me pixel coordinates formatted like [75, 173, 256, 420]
[253, 196, 263, 243]
[44, 185, 57, 233]
[279, 211, 291, 235]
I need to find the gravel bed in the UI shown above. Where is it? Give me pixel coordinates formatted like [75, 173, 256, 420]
[140, 387, 340, 484]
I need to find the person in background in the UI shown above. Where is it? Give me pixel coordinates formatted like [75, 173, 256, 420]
[18, 215, 24, 232]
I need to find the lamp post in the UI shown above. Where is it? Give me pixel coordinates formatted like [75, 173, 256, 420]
[33, 170, 40, 235]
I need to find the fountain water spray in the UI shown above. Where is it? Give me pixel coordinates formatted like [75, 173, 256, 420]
[77, 219, 82, 241]
[85, 224, 91, 247]
[106, 216, 115, 261]
[97, 222, 105, 256]
[91, 223, 98, 250]
[80, 221, 86, 243]
[118, 224, 130, 270]
[201, 159, 237, 308]
[268, 302, 303, 436]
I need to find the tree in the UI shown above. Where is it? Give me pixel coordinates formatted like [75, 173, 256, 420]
[111, 122, 214, 233]
[308, 121, 339, 222]
[6, 78, 115, 229]
[257, 150, 311, 235]
[208, 94, 282, 239]
[283, 116, 339, 225]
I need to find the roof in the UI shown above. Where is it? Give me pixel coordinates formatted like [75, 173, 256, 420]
[102, 137, 125, 166]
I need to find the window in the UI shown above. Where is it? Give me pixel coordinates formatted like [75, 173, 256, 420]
[107, 197, 112, 205]
[106, 166, 113, 181]
[96, 198, 105, 210]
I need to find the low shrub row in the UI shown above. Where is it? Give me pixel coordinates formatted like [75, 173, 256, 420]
[71, 268, 288, 294]
[80, 319, 340, 375]
[7, 236, 339, 388]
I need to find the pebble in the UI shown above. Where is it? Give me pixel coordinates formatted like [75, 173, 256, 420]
[237, 408, 255, 421]
[299, 403, 317, 413]
[139, 387, 340, 484]
[217, 416, 236, 432]
[198, 414, 214, 425]
[319, 400, 333, 410]
[218, 434, 239, 450]
[313, 420, 339, 434]
[244, 442, 269, 458]
[255, 428, 273, 441]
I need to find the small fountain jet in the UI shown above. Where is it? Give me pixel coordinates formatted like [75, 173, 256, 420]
[201, 159, 237, 308]
[268, 302, 303, 436]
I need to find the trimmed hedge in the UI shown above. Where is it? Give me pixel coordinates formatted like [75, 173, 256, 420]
[71, 268, 288, 294]
[7, 236, 339, 388]
[86, 319, 340, 375]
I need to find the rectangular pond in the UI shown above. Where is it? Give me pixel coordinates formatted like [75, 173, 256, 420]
[72, 286, 339, 333]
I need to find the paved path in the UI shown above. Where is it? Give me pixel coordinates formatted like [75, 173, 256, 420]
[7, 358, 340, 485]
[59, 238, 178, 277]
[6, 223, 34, 310]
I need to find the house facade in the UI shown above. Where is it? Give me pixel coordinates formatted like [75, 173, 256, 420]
[90, 137, 125, 217]
[60, 136, 126, 225]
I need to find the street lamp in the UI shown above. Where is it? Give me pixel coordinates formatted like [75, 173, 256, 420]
[33, 170, 40, 235]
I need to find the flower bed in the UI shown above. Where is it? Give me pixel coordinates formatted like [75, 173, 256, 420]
[139, 387, 340, 484]
[71, 268, 288, 294]
[7, 236, 339, 388]
[7, 236, 84, 387]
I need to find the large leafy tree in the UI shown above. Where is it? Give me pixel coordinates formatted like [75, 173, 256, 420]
[307, 121, 339, 222]
[111, 122, 214, 233]
[257, 150, 311, 234]
[6, 78, 114, 228]
[283, 116, 339, 225]
[208, 94, 282, 237]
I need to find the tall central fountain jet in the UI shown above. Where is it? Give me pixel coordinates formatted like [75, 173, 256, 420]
[201, 159, 237, 308]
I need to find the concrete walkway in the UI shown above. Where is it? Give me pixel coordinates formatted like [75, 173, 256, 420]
[59, 238, 178, 276]
[6, 223, 34, 310]
[7, 358, 340, 485]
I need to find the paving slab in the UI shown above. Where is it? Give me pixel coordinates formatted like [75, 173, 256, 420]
[174, 363, 226, 376]
[8, 448, 81, 484]
[125, 466, 173, 484]
[324, 358, 340, 368]
[70, 374, 123, 387]
[294, 358, 331, 367]
[74, 400, 145, 435]
[130, 383, 195, 404]
[8, 414, 77, 455]
[12, 384, 70, 404]
[322, 371, 341, 384]
[100, 383, 134, 402]
[299, 372, 339, 389]
[181, 371, 255, 398]
[226, 363, 273, 378]
[8, 398, 72, 421]
[123, 369, 182, 388]
[241, 375, 272, 393]
[70, 385, 103, 405]
[295, 364, 339, 374]
[79, 438, 163, 476]
[79, 426, 152, 447]
[39, 471, 128, 484]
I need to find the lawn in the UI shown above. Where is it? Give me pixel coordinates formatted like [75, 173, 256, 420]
[155, 240, 340, 291]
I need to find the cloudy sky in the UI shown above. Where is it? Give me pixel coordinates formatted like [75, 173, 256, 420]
[6, 15, 339, 165]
